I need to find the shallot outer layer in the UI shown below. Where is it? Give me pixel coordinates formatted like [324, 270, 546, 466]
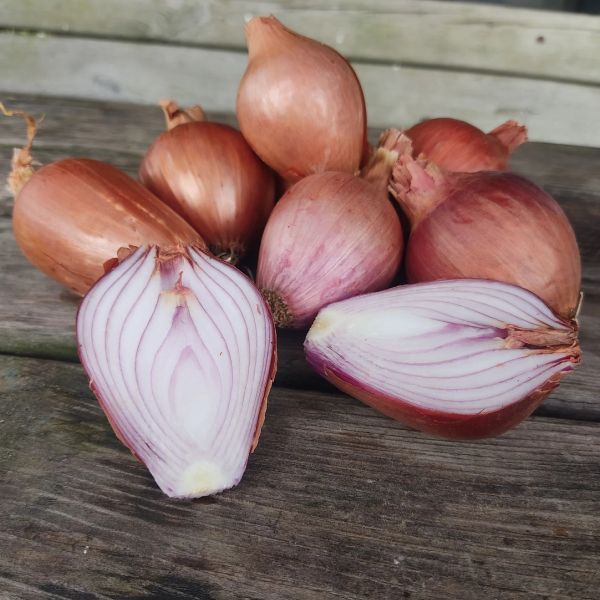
[77, 245, 276, 498]
[390, 158, 581, 319]
[237, 16, 367, 184]
[12, 158, 202, 295]
[257, 170, 403, 328]
[305, 279, 580, 440]
[139, 119, 275, 263]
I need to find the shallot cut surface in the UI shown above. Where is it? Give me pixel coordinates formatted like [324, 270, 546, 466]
[305, 279, 580, 440]
[77, 245, 276, 498]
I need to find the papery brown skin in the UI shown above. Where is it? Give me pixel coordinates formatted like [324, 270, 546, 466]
[139, 113, 275, 263]
[12, 159, 203, 295]
[406, 118, 528, 173]
[159, 99, 207, 130]
[391, 161, 581, 318]
[237, 16, 367, 186]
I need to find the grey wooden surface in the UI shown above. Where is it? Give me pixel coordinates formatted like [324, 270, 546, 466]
[0, 94, 599, 599]
[1, 355, 599, 600]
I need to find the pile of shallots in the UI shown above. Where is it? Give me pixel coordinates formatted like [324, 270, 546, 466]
[1, 16, 581, 499]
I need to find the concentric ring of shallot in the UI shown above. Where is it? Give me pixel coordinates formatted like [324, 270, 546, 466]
[77, 245, 276, 498]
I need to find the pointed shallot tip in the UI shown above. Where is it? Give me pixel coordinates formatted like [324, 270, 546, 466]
[361, 130, 413, 187]
[376, 128, 413, 158]
[159, 99, 207, 130]
[261, 288, 294, 328]
[488, 120, 529, 153]
[156, 244, 190, 262]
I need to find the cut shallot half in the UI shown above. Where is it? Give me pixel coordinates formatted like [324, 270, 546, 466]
[304, 279, 580, 440]
[77, 245, 276, 498]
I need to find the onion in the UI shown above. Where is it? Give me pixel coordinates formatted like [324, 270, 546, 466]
[1, 104, 202, 296]
[236, 15, 368, 186]
[389, 153, 581, 318]
[139, 100, 275, 264]
[405, 118, 528, 172]
[76, 245, 277, 498]
[257, 130, 407, 329]
[305, 279, 580, 440]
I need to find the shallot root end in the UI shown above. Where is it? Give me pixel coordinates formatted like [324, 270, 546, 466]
[261, 288, 294, 328]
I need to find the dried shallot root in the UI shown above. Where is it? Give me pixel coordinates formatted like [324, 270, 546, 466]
[77, 245, 276, 498]
[305, 279, 580, 440]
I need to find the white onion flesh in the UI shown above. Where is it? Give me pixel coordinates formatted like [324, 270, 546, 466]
[77, 245, 276, 498]
[305, 279, 579, 438]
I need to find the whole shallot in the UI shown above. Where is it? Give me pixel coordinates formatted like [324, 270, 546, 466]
[389, 153, 581, 318]
[139, 100, 275, 264]
[405, 118, 528, 172]
[257, 131, 407, 328]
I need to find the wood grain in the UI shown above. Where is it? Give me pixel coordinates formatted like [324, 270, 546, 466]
[0, 354, 599, 599]
[0, 94, 599, 410]
[2, 0, 600, 84]
[3, 33, 600, 146]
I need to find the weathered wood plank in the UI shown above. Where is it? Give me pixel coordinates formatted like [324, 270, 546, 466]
[2, 0, 600, 84]
[0, 354, 599, 599]
[2, 32, 600, 146]
[0, 94, 599, 410]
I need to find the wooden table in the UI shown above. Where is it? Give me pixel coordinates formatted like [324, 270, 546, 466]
[0, 94, 599, 599]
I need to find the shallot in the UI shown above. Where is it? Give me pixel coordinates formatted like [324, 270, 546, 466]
[257, 131, 407, 328]
[1, 105, 201, 295]
[139, 100, 275, 264]
[405, 118, 527, 172]
[237, 16, 368, 186]
[77, 245, 276, 498]
[305, 279, 580, 440]
[390, 154, 581, 318]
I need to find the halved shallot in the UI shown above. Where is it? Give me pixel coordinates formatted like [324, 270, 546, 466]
[305, 279, 580, 440]
[77, 245, 276, 498]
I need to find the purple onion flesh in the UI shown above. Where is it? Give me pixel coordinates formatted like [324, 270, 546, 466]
[77, 245, 276, 498]
[304, 279, 580, 439]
